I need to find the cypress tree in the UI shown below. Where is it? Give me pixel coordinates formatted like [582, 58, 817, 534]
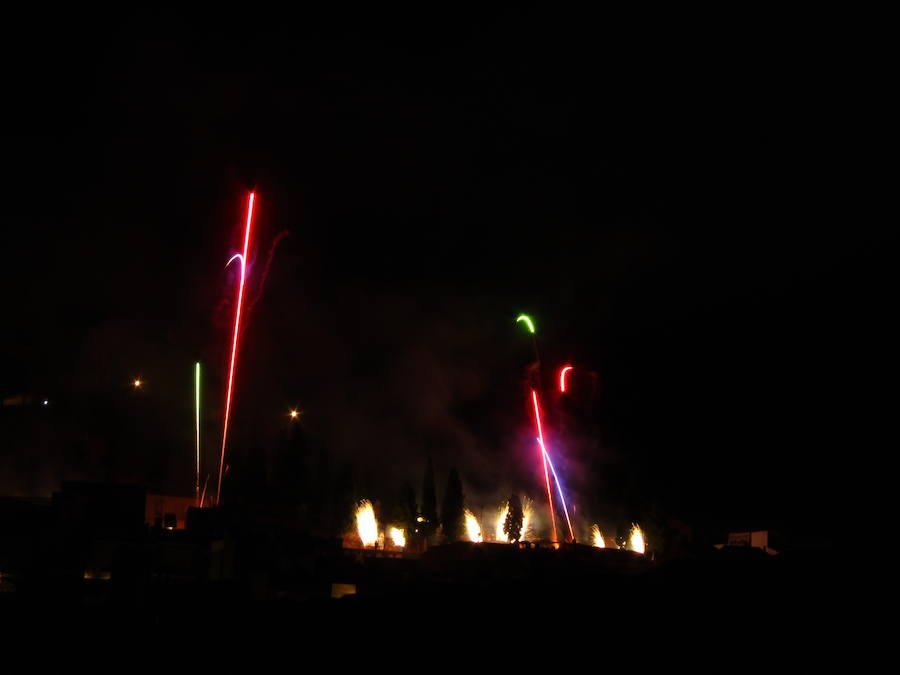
[441, 467, 465, 542]
[504, 493, 524, 543]
[421, 457, 438, 535]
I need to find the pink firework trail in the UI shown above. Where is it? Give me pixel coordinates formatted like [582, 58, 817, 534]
[247, 229, 290, 316]
[530, 389, 576, 542]
[217, 192, 256, 505]
[530, 389, 558, 542]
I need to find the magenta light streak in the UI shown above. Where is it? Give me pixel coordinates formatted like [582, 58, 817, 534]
[217, 192, 255, 505]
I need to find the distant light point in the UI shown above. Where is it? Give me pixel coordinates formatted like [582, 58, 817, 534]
[133, 379, 142, 388]
[289, 409, 299, 419]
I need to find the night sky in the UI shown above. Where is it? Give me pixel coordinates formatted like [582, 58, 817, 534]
[1, 8, 886, 538]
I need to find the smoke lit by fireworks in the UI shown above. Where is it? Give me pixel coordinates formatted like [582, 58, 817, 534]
[247, 229, 290, 317]
[591, 524, 605, 548]
[356, 500, 378, 547]
[629, 524, 646, 554]
[389, 527, 406, 548]
[465, 509, 483, 543]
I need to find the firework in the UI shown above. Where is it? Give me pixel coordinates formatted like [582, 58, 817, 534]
[465, 509, 483, 542]
[530, 389, 558, 542]
[356, 500, 378, 547]
[495, 504, 509, 542]
[559, 365, 573, 393]
[536, 438, 575, 542]
[199, 474, 210, 508]
[516, 314, 536, 334]
[629, 524, 646, 554]
[389, 527, 406, 548]
[591, 524, 605, 548]
[217, 192, 256, 505]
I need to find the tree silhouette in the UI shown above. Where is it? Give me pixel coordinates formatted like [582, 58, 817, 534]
[420, 456, 438, 535]
[504, 493, 524, 543]
[440, 467, 465, 542]
[398, 481, 418, 537]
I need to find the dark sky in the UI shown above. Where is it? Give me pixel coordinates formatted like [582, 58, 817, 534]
[1, 8, 886, 537]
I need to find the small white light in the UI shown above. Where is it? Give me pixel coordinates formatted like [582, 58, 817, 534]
[43, 400, 49, 405]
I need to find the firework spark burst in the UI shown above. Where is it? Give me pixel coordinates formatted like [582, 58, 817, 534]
[629, 524, 646, 554]
[389, 527, 406, 548]
[356, 500, 378, 547]
[591, 524, 605, 548]
[465, 509, 483, 543]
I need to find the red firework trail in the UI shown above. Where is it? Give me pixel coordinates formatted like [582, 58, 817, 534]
[199, 474, 210, 508]
[531, 389, 558, 542]
[217, 192, 256, 505]
[247, 229, 290, 316]
[559, 365, 573, 393]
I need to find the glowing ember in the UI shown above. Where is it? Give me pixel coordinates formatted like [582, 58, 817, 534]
[465, 509, 483, 542]
[355, 500, 378, 547]
[629, 524, 646, 554]
[389, 527, 406, 548]
[591, 524, 605, 548]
